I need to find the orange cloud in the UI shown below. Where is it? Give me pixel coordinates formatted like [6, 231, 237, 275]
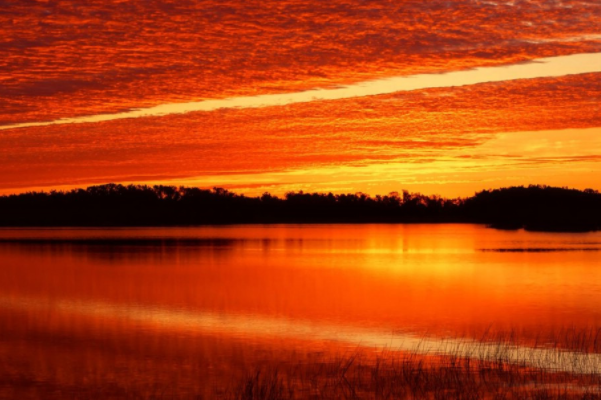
[1, 0, 600, 125]
[0, 73, 599, 196]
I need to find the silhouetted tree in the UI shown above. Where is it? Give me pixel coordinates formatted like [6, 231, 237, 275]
[0, 184, 599, 231]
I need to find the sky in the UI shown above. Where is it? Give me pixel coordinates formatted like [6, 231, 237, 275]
[1, 0, 600, 197]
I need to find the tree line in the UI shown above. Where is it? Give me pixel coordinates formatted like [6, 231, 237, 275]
[0, 183, 599, 231]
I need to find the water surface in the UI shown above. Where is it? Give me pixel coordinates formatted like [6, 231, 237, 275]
[1, 224, 600, 397]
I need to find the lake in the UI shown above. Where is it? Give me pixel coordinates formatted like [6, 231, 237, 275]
[1, 224, 600, 398]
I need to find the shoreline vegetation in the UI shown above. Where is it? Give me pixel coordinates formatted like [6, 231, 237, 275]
[224, 349, 601, 400]
[222, 327, 601, 400]
[4, 328, 601, 400]
[0, 184, 600, 232]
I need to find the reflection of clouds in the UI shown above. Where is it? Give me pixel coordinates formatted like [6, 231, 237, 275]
[0, 236, 360, 264]
[1, 0, 600, 124]
[3, 294, 601, 375]
[0, 239, 241, 265]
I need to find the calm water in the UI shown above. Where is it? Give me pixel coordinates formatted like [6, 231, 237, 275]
[1, 224, 601, 398]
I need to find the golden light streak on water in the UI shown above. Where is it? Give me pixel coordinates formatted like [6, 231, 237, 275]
[2, 294, 601, 375]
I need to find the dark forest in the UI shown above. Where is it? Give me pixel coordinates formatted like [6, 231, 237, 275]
[1, 184, 600, 232]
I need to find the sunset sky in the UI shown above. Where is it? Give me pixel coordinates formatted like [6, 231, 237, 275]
[1, 0, 600, 197]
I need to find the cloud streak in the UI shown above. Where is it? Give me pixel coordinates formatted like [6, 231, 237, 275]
[1, 70, 600, 196]
[2, 52, 600, 131]
[2, 0, 600, 125]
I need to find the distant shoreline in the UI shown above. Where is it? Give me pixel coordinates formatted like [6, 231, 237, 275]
[0, 222, 597, 233]
[0, 184, 599, 232]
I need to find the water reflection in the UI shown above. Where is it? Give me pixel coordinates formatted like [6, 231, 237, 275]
[1, 224, 601, 397]
[3, 294, 601, 375]
[0, 238, 242, 265]
[1, 224, 601, 334]
[481, 247, 601, 252]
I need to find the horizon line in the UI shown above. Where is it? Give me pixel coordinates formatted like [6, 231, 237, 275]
[1, 182, 597, 199]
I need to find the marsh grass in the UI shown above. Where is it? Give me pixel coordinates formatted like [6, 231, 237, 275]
[225, 336, 601, 400]
[463, 327, 601, 355]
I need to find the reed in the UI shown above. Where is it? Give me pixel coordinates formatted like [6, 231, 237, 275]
[224, 335, 601, 400]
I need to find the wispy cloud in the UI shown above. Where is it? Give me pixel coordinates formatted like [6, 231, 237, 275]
[1, 0, 600, 124]
[1, 0, 600, 194]
[1, 70, 599, 196]
[2, 52, 600, 131]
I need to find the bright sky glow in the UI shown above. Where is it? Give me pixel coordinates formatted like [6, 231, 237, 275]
[1, 0, 600, 195]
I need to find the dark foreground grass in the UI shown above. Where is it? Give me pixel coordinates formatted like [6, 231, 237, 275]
[3, 324, 601, 399]
[223, 349, 601, 400]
